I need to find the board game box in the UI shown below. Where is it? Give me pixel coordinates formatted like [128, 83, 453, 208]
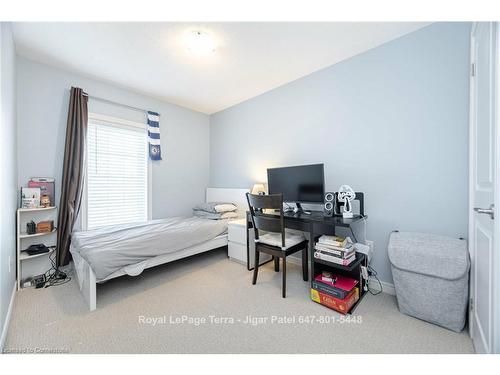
[310, 287, 360, 314]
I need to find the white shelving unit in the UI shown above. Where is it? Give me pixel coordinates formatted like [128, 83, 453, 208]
[16, 206, 58, 289]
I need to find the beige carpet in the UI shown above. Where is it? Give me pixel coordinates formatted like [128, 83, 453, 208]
[5, 248, 474, 354]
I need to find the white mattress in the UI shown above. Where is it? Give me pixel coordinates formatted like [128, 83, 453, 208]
[99, 234, 227, 283]
[70, 217, 230, 282]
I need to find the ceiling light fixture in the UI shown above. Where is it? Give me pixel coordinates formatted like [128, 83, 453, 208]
[185, 30, 216, 56]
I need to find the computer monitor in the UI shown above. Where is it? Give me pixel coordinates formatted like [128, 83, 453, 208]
[267, 164, 325, 206]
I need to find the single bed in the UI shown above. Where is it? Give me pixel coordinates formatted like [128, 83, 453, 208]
[70, 187, 249, 311]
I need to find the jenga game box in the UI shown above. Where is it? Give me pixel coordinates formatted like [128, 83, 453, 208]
[311, 287, 359, 314]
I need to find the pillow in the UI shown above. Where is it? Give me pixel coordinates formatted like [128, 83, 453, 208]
[193, 202, 235, 213]
[214, 204, 238, 213]
[193, 210, 222, 219]
[221, 211, 238, 219]
[193, 210, 239, 220]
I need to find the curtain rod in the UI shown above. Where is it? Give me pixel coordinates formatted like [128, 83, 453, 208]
[83, 93, 160, 116]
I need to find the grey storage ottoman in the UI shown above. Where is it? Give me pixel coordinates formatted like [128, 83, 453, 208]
[388, 231, 469, 332]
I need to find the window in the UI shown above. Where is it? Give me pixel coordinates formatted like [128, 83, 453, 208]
[84, 114, 151, 230]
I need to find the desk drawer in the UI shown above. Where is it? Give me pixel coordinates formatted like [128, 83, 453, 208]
[313, 223, 337, 235]
[228, 224, 247, 244]
[285, 220, 307, 231]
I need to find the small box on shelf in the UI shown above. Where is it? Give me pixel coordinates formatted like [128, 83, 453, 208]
[36, 220, 54, 233]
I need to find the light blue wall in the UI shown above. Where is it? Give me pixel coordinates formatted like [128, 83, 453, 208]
[0, 22, 17, 346]
[17, 57, 211, 220]
[210, 23, 471, 283]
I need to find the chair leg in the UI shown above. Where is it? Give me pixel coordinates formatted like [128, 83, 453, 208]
[252, 249, 260, 285]
[282, 257, 287, 298]
[274, 256, 280, 272]
[302, 247, 308, 281]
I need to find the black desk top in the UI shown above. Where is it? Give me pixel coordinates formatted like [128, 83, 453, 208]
[246, 210, 366, 228]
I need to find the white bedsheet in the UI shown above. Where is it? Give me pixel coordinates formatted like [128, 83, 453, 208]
[70, 217, 229, 281]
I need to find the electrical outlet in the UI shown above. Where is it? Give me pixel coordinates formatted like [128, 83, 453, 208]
[366, 240, 374, 252]
[365, 240, 374, 263]
[361, 266, 369, 280]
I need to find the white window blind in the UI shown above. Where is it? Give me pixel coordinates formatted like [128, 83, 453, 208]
[86, 118, 149, 230]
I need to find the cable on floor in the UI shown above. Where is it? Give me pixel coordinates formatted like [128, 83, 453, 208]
[43, 247, 71, 288]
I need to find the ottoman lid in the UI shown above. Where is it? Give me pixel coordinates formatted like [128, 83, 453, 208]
[388, 231, 469, 280]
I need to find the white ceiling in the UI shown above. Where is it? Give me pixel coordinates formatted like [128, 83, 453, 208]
[12, 22, 429, 114]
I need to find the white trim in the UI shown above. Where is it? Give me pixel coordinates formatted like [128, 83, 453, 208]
[88, 112, 147, 130]
[148, 158, 153, 220]
[493, 21, 500, 354]
[468, 22, 477, 344]
[0, 282, 16, 351]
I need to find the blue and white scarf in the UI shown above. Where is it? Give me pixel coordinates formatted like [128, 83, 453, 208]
[147, 111, 162, 160]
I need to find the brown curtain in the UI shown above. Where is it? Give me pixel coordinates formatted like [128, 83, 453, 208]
[56, 87, 88, 266]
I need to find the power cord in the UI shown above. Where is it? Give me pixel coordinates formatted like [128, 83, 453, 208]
[367, 265, 382, 295]
[349, 213, 367, 244]
[42, 247, 71, 288]
[353, 213, 382, 295]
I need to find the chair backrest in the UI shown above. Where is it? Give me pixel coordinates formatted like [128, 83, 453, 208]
[246, 193, 285, 248]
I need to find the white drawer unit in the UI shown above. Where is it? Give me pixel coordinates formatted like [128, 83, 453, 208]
[228, 218, 271, 268]
[228, 220, 247, 244]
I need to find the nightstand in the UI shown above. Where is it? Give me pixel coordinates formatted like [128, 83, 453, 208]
[228, 218, 271, 269]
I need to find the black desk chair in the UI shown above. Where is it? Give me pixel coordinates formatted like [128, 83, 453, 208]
[246, 193, 309, 298]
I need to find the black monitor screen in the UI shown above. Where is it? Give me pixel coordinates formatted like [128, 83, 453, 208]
[267, 164, 324, 203]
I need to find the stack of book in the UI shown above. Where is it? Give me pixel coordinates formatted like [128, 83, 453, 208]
[311, 272, 360, 314]
[313, 235, 356, 266]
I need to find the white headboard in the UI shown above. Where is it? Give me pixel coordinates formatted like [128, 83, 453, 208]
[206, 187, 249, 216]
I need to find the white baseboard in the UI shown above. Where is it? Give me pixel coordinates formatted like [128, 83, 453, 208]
[286, 256, 396, 296]
[0, 282, 16, 352]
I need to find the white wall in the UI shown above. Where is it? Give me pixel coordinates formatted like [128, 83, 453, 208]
[0, 22, 17, 346]
[16, 57, 210, 219]
[210, 23, 471, 284]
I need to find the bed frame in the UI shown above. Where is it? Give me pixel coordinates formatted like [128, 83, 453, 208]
[72, 187, 249, 311]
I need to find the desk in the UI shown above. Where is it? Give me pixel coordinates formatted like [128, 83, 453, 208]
[245, 210, 367, 255]
[245, 210, 368, 313]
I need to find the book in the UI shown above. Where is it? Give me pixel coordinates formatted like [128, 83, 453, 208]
[28, 177, 55, 207]
[316, 248, 356, 260]
[21, 187, 41, 208]
[317, 235, 348, 248]
[312, 280, 348, 299]
[314, 243, 354, 258]
[311, 287, 360, 314]
[314, 250, 356, 266]
[315, 242, 353, 251]
[314, 273, 358, 293]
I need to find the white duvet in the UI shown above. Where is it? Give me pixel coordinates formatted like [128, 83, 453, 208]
[70, 217, 229, 281]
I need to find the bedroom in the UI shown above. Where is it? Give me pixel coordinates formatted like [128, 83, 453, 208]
[0, 0, 499, 370]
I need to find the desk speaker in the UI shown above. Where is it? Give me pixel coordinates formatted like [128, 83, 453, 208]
[323, 192, 335, 217]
